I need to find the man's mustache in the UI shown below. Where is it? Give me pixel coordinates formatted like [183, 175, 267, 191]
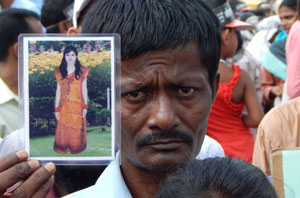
[136, 130, 193, 149]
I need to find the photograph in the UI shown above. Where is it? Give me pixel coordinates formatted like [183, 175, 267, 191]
[20, 35, 118, 163]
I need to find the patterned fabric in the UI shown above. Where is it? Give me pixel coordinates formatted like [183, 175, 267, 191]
[206, 65, 254, 163]
[54, 67, 89, 154]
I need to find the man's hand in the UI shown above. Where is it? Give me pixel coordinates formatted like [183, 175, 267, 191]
[0, 151, 56, 198]
[270, 84, 284, 97]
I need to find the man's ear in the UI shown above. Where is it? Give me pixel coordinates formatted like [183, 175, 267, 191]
[58, 21, 73, 33]
[221, 29, 230, 46]
[212, 72, 220, 101]
[67, 27, 81, 35]
[11, 42, 19, 59]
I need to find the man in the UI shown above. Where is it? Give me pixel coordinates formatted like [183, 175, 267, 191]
[67, 0, 220, 197]
[0, 0, 221, 197]
[252, 96, 300, 176]
[0, 8, 43, 138]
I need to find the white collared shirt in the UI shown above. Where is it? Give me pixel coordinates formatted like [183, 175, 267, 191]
[64, 151, 132, 198]
[64, 135, 224, 198]
[0, 78, 21, 138]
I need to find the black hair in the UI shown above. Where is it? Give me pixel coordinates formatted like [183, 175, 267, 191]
[280, 0, 298, 11]
[41, 0, 74, 33]
[82, 0, 221, 91]
[77, 0, 97, 27]
[0, 8, 39, 61]
[59, 46, 82, 80]
[156, 158, 278, 198]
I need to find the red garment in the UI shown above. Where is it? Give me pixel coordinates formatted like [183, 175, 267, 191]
[206, 65, 254, 163]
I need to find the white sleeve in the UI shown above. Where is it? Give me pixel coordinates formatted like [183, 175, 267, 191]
[196, 135, 225, 160]
[0, 129, 24, 157]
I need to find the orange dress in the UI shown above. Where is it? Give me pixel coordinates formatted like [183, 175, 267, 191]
[206, 65, 254, 163]
[54, 67, 89, 154]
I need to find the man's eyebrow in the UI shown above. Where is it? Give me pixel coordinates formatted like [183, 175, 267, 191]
[121, 80, 152, 91]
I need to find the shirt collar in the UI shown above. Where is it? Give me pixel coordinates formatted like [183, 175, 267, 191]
[93, 151, 132, 197]
[0, 78, 18, 104]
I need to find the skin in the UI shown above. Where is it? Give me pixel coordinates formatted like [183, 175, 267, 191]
[279, 6, 298, 34]
[55, 51, 88, 120]
[264, 6, 298, 99]
[0, 151, 55, 198]
[0, 18, 52, 197]
[120, 42, 219, 197]
[0, 17, 43, 95]
[219, 28, 263, 127]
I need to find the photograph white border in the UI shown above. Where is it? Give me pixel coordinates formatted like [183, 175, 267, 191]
[20, 34, 119, 164]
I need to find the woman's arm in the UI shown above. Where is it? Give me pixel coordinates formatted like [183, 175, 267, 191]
[260, 67, 283, 104]
[55, 83, 61, 120]
[242, 70, 264, 128]
[82, 78, 88, 117]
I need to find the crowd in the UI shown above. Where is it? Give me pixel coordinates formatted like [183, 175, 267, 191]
[0, 0, 300, 197]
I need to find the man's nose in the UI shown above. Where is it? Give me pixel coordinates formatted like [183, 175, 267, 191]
[147, 93, 178, 130]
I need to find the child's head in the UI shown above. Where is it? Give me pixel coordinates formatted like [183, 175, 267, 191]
[202, 0, 254, 59]
[156, 158, 278, 198]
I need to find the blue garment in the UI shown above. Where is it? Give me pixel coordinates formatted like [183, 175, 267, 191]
[274, 29, 287, 42]
[11, 0, 43, 15]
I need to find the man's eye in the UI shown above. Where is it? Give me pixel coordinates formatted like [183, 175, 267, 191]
[125, 91, 146, 99]
[176, 87, 195, 95]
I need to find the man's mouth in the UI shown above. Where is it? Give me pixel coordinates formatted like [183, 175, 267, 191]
[136, 130, 193, 150]
[147, 139, 186, 150]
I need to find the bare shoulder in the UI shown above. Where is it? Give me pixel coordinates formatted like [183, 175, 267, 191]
[239, 68, 252, 87]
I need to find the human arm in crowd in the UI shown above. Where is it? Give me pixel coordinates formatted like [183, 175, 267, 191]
[0, 151, 55, 197]
[260, 67, 284, 105]
[242, 70, 264, 128]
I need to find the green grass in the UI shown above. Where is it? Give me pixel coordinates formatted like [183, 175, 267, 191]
[30, 126, 112, 157]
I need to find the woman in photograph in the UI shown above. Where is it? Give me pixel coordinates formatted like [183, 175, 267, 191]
[54, 45, 89, 154]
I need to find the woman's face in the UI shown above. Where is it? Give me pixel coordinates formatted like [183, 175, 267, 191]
[279, 6, 298, 34]
[65, 51, 77, 65]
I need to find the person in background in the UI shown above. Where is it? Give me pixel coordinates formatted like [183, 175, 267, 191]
[41, 0, 74, 33]
[261, 0, 299, 112]
[0, 0, 222, 197]
[156, 158, 277, 198]
[0, 8, 43, 138]
[203, 0, 264, 163]
[253, 96, 300, 176]
[285, 0, 300, 99]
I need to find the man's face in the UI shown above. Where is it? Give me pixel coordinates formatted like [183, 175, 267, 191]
[121, 42, 217, 171]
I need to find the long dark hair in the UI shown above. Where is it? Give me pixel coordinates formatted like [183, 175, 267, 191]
[59, 45, 82, 80]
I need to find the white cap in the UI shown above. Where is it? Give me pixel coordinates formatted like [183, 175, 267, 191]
[73, 0, 91, 28]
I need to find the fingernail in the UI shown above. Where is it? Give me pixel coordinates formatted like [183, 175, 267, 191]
[27, 160, 40, 168]
[44, 162, 55, 172]
[16, 150, 28, 160]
